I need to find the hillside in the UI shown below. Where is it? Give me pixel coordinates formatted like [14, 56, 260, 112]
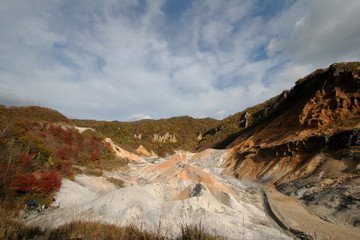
[222, 62, 360, 229]
[196, 92, 289, 150]
[71, 116, 220, 156]
[0, 62, 359, 239]
[0, 105, 123, 208]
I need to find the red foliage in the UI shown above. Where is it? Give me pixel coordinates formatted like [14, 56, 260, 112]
[37, 169, 62, 195]
[55, 150, 68, 160]
[60, 160, 73, 177]
[0, 136, 6, 146]
[10, 172, 38, 192]
[39, 132, 48, 138]
[49, 125, 74, 144]
[9, 168, 62, 195]
[91, 150, 100, 161]
[65, 144, 79, 159]
[19, 153, 35, 168]
[85, 138, 101, 161]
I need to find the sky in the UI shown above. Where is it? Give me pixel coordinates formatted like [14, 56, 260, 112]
[1, 0, 360, 121]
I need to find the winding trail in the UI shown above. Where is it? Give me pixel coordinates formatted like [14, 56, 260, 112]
[263, 187, 360, 240]
[260, 188, 313, 240]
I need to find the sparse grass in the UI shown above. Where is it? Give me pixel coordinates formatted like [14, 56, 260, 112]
[107, 177, 125, 188]
[50, 222, 226, 240]
[49, 221, 165, 240]
[0, 206, 43, 240]
[0, 206, 226, 240]
[176, 224, 226, 240]
[83, 168, 103, 177]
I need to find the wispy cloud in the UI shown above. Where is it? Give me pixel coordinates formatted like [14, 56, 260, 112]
[128, 113, 152, 122]
[1, 0, 360, 121]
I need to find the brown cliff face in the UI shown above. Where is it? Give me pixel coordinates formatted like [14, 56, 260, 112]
[223, 62, 360, 228]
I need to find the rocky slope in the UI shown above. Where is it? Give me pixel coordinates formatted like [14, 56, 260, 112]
[222, 62, 360, 229]
[72, 116, 220, 156]
[25, 147, 292, 240]
[23, 136, 360, 240]
[2, 62, 359, 239]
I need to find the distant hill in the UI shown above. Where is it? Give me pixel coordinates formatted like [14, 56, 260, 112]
[71, 116, 220, 156]
[0, 105, 68, 123]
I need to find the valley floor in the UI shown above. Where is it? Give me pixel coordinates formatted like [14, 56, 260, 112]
[264, 187, 360, 240]
[23, 145, 359, 239]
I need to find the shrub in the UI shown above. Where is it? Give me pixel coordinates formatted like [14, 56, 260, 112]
[60, 160, 73, 177]
[10, 172, 38, 193]
[19, 153, 35, 168]
[37, 169, 62, 195]
[55, 150, 68, 160]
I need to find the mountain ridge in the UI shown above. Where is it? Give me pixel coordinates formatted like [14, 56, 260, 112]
[0, 62, 359, 239]
[222, 62, 360, 229]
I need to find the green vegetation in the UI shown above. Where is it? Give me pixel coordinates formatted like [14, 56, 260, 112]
[0, 105, 120, 233]
[70, 93, 285, 155]
[0, 105, 68, 123]
[71, 116, 220, 156]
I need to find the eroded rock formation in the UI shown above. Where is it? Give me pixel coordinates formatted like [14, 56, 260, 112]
[223, 62, 360, 229]
[153, 132, 177, 143]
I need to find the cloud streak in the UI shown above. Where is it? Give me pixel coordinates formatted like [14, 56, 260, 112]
[1, 0, 360, 121]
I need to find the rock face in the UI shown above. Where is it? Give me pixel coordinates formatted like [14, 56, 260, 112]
[133, 133, 142, 139]
[153, 132, 177, 143]
[223, 62, 360, 229]
[197, 90, 290, 150]
[136, 145, 157, 157]
[25, 149, 291, 240]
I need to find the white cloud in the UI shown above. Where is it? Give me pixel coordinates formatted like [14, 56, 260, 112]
[268, 64, 312, 92]
[201, 21, 233, 49]
[266, 37, 286, 57]
[0, 0, 360, 121]
[127, 113, 152, 122]
[215, 110, 227, 120]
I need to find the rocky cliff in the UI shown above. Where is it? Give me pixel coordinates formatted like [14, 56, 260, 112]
[223, 62, 360, 228]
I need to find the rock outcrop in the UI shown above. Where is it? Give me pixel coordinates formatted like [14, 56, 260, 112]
[223, 62, 360, 229]
[133, 133, 142, 139]
[136, 145, 157, 157]
[197, 90, 289, 150]
[153, 132, 177, 143]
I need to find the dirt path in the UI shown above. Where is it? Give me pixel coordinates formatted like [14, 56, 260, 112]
[264, 187, 360, 240]
[260, 189, 313, 240]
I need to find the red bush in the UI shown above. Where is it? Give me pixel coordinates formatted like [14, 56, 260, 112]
[55, 150, 68, 160]
[10, 172, 38, 192]
[49, 125, 74, 144]
[39, 132, 48, 138]
[61, 160, 73, 177]
[37, 169, 62, 195]
[65, 144, 79, 159]
[19, 153, 35, 168]
[91, 150, 100, 161]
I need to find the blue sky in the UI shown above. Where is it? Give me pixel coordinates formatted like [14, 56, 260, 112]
[1, 0, 360, 121]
